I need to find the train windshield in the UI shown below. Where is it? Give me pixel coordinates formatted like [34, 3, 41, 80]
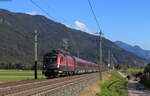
[44, 54, 57, 65]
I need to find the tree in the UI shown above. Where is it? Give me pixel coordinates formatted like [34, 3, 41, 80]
[144, 63, 150, 74]
[115, 64, 122, 70]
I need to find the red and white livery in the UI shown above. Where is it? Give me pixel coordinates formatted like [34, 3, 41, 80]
[43, 50, 99, 77]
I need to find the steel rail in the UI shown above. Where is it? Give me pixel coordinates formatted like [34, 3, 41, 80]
[36, 74, 97, 96]
[6, 74, 97, 96]
[0, 73, 98, 96]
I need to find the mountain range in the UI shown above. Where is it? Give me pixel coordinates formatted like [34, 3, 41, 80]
[0, 9, 147, 68]
[115, 41, 150, 61]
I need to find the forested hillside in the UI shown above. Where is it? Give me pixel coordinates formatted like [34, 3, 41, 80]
[0, 9, 146, 69]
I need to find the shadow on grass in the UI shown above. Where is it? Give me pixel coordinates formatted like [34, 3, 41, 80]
[107, 80, 119, 90]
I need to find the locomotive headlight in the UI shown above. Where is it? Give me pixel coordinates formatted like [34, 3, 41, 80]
[43, 65, 45, 68]
[58, 71, 62, 73]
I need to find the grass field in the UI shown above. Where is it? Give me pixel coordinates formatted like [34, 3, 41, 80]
[0, 70, 45, 83]
[120, 68, 144, 76]
[96, 72, 128, 96]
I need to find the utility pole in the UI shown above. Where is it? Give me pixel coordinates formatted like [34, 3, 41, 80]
[99, 30, 104, 80]
[108, 49, 111, 72]
[34, 30, 38, 79]
[111, 54, 115, 70]
[77, 47, 80, 58]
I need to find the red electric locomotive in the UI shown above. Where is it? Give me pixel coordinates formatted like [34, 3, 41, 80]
[42, 50, 99, 77]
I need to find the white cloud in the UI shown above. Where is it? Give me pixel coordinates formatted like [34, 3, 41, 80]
[75, 21, 86, 30]
[74, 21, 92, 34]
[26, 11, 38, 15]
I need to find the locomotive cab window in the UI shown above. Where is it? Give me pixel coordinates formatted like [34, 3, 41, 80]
[49, 55, 57, 64]
[44, 54, 57, 64]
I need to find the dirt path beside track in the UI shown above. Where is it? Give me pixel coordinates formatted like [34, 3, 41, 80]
[118, 71, 150, 96]
[127, 81, 150, 96]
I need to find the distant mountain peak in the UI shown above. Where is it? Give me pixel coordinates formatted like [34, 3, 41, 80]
[133, 45, 141, 48]
[115, 41, 150, 60]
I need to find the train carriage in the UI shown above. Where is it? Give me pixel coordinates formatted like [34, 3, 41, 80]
[42, 50, 99, 77]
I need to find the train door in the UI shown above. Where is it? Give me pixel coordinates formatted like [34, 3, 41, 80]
[72, 56, 76, 73]
[65, 56, 68, 72]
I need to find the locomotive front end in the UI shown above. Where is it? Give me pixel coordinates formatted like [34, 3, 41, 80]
[43, 51, 60, 77]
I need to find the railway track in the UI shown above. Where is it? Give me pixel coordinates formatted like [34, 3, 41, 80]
[0, 73, 98, 96]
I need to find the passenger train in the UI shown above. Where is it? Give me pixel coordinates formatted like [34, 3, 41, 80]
[42, 50, 99, 77]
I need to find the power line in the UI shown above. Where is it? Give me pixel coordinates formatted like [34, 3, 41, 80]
[30, 0, 69, 27]
[87, 0, 104, 80]
[43, 0, 67, 24]
[30, 0, 54, 19]
[87, 0, 101, 31]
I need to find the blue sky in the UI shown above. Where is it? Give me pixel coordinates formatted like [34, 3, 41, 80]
[0, 0, 150, 50]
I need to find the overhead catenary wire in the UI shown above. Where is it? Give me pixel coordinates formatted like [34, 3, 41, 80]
[30, 0, 69, 27]
[87, 0, 104, 80]
[43, 0, 68, 24]
[30, 0, 69, 79]
[87, 0, 101, 32]
[30, 0, 55, 19]
[30, 0, 53, 32]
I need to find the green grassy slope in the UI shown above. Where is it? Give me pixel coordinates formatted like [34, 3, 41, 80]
[96, 72, 128, 96]
[120, 68, 144, 76]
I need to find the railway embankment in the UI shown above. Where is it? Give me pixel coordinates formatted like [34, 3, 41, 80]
[40, 73, 99, 96]
[78, 72, 111, 96]
[78, 71, 128, 96]
[0, 73, 99, 96]
[96, 72, 128, 96]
